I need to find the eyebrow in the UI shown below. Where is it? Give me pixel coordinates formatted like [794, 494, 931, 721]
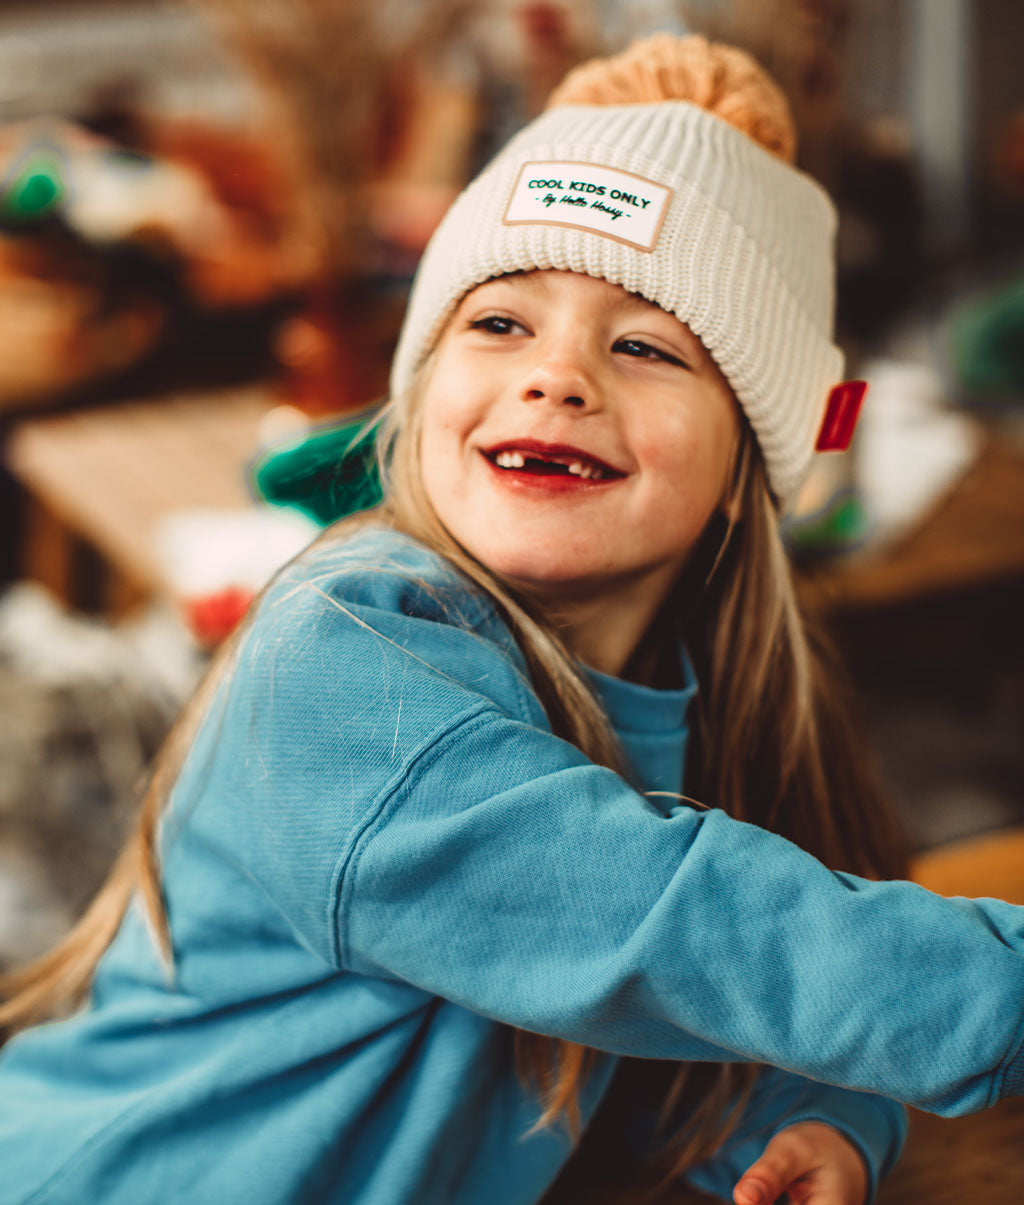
[480, 272, 656, 309]
[479, 270, 535, 292]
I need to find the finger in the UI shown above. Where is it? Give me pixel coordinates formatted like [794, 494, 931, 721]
[784, 1128, 868, 1205]
[733, 1130, 819, 1205]
[732, 1175, 775, 1205]
[785, 1160, 860, 1205]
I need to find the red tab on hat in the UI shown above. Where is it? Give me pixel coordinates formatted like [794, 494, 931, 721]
[816, 380, 867, 451]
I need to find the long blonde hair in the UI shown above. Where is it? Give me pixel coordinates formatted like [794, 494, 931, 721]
[1, 30, 908, 1193]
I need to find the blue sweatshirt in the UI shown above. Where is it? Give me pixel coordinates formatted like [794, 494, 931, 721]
[0, 527, 1020, 1204]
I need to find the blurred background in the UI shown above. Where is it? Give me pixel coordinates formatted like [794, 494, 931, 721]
[0, 0, 1021, 970]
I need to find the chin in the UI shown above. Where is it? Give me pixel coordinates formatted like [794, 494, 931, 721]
[467, 538, 583, 583]
[491, 557, 619, 598]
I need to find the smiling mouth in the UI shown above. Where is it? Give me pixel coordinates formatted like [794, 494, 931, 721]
[483, 444, 624, 482]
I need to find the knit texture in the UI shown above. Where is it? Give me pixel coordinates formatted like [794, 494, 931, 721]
[390, 101, 844, 505]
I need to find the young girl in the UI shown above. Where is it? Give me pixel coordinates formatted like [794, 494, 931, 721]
[1, 34, 1022, 1205]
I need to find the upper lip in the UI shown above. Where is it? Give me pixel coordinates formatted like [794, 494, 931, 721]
[480, 438, 625, 476]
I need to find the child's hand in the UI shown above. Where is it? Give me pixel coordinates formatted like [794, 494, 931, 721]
[732, 1121, 868, 1204]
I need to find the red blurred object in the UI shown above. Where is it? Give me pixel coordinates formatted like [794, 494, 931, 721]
[816, 380, 867, 451]
[151, 119, 291, 222]
[273, 283, 401, 415]
[183, 585, 254, 647]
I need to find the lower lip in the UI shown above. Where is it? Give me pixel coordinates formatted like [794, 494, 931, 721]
[482, 455, 623, 494]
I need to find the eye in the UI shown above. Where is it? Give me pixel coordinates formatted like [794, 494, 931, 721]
[469, 314, 528, 337]
[614, 337, 689, 370]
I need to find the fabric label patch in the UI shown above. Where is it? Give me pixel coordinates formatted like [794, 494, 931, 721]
[816, 380, 867, 451]
[503, 161, 672, 251]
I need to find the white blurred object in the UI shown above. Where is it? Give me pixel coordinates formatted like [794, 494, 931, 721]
[257, 404, 311, 450]
[67, 142, 231, 249]
[0, 583, 205, 965]
[855, 358, 983, 546]
[0, 581, 203, 915]
[0, 581, 201, 704]
[0, 845, 73, 968]
[155, 506, 319, 599]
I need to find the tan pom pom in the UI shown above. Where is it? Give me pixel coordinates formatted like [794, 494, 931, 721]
[546, 33, 796, 164]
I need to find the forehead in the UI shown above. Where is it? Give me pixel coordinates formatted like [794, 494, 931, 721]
[461, 269, 662, 313]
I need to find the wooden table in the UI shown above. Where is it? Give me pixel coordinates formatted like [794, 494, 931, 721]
[4, 385, 277, 614]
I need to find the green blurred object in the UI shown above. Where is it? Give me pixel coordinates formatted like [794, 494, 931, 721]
[783, 489, 871, 556]
[950, 276, 1024, 398]
[251, 409, 384, 526]
[1, 152, 65, 221]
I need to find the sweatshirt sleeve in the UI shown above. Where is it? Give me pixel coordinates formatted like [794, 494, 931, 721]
[338, 705, 1024, 1117]
[683, 1068, 906, 1203]
[228, 550, 1024, 1120]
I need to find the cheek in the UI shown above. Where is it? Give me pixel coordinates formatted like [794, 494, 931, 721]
[419, 361, 482, 453]
[634, 415, 713, 485]
[419, 419, 457, 517]
[418, 393, 482, 539]
[634, 403, 737, 509]
[419, 379, 465, 483]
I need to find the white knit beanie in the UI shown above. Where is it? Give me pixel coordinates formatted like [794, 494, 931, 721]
[390, 99, 845, 507]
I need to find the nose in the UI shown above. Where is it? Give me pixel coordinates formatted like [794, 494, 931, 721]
[519, 342, 598, 411]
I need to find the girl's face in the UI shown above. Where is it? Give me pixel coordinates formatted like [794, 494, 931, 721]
[418, 270, 740, 605]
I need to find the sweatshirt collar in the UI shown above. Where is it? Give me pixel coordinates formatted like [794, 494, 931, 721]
[584, 646, 698, 736]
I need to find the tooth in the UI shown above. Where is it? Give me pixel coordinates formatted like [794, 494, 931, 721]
[510, 452, 525, 468]
[568, 462, 583, 476]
